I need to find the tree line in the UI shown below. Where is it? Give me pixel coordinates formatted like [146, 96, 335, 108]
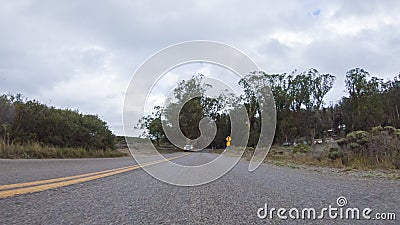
[139, 68, 400, 149]
[0, 94, 115, 150]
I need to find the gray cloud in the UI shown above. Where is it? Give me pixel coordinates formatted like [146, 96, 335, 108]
[0, 0, 399, 135]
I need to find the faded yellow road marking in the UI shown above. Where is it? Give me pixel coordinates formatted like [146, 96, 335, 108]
[0, 154, 188, 198]
[0, 165, 135, 191]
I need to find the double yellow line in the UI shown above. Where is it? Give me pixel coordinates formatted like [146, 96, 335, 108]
[0, 154, 188, 199]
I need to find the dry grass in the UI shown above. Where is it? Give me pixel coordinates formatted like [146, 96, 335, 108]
[239, 144, 399, 171]
[204, 144, 398, 171]
[0, 141, 128, 159]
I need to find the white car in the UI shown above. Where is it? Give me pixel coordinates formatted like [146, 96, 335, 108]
[183, 144, 194, 152]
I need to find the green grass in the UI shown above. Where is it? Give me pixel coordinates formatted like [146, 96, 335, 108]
[0, 142, 128, 159]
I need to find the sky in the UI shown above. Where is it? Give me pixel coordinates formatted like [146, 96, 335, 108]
[1, 0, 400, 135]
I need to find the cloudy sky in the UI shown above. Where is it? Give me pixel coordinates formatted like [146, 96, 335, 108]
[1, 0, 400, 135]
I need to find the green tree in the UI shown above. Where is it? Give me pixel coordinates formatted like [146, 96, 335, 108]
[344, 68, 370, 130]
[0, 94, 115, 150]
[137, 106, 165, 146]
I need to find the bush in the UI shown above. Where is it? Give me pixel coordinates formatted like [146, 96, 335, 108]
[0, 94, 115, 151]
[392, 153, 400, 169]
[395, 129, 400, 137]
[292, 144, 310, 154]
[371, 126, 384, 135]
[339, 126, 400, 169]
[336, 138, 347, 145]
[346, 131, 370, 146]
[327, 147, 344, 161]
[384, 126, 397, 135]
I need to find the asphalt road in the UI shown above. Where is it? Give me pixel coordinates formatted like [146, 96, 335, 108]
[1, 152, 399, 224]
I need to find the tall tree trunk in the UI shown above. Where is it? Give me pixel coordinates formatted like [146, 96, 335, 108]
[310, 128, 315, 146]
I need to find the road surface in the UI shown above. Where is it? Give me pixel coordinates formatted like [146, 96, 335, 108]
[0, 152, 399, 224]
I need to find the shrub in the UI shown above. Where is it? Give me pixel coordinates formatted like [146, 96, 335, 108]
[346, 131, 370, 146]
[292, 144, 310, 154]
[384, 126, 397, 135]
[336, 138, 347, 145]
[371, 126, 384, 135]
[393, 153, 400, 169]
[339, 127, 400, 169]
[327, 147, 344, 161]
[395, 129, 400, 137]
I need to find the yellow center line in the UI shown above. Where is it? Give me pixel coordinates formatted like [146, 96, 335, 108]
[0, 154, 189, 199]
[0, 165, 136, 191]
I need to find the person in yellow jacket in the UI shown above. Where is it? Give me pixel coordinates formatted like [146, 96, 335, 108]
[226, 136, 231, 149]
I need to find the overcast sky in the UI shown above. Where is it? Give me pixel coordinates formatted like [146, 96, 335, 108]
[1, 0, 400, 135]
